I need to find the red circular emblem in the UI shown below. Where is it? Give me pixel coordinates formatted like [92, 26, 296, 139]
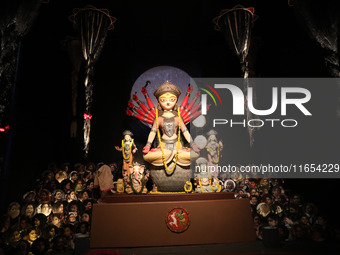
[165, 207, 190, 233]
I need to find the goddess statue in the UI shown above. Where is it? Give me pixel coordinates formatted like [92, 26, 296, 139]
[115, 130, 137, 173]
[142, 81, 200, 191]
[205, 129, 223, 178]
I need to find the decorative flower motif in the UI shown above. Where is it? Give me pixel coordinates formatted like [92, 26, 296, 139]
[213, 5, 258, 31]
[84, 113, 93, 120]
[0, 125, 10, 133]
[69, 5, 117, 30]
[166, 207, 190, 233]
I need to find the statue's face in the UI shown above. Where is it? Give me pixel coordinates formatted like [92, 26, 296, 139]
[201, 177, 209, 185]
[132, 166, 144, 180]
[208, 135, 217, 143]
[124, 135, 131, 141]
[199, 163, 207, 171]
[159, 93, 177, 111]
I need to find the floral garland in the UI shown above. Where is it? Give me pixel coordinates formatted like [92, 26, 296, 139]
[216, 182, 222, 192]
[156, 108, 181, 172]
[150, 190, 186, 194]
[150, 186, 185, 194]
[122, 139, 134, 160]
[184, 181, 192, 193]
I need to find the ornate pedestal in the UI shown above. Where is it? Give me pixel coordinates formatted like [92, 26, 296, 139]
[90, 193, 255, 248]
[150, 164, 191, 192]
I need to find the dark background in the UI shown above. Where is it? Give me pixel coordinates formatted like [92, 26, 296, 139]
[0, 0, 339, 227]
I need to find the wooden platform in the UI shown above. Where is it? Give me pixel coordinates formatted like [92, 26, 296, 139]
[90, 192, 256, 248]
[101, 191, 235, 203]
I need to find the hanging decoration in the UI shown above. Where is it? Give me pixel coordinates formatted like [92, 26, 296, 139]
[213, 5, 259, 147]
[69, 5, 116, 157]
[0, 125, 10, 134]
[0, 0, 41, 130]
[213, 5, 258, 77]
[290, 0, 340, 117]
